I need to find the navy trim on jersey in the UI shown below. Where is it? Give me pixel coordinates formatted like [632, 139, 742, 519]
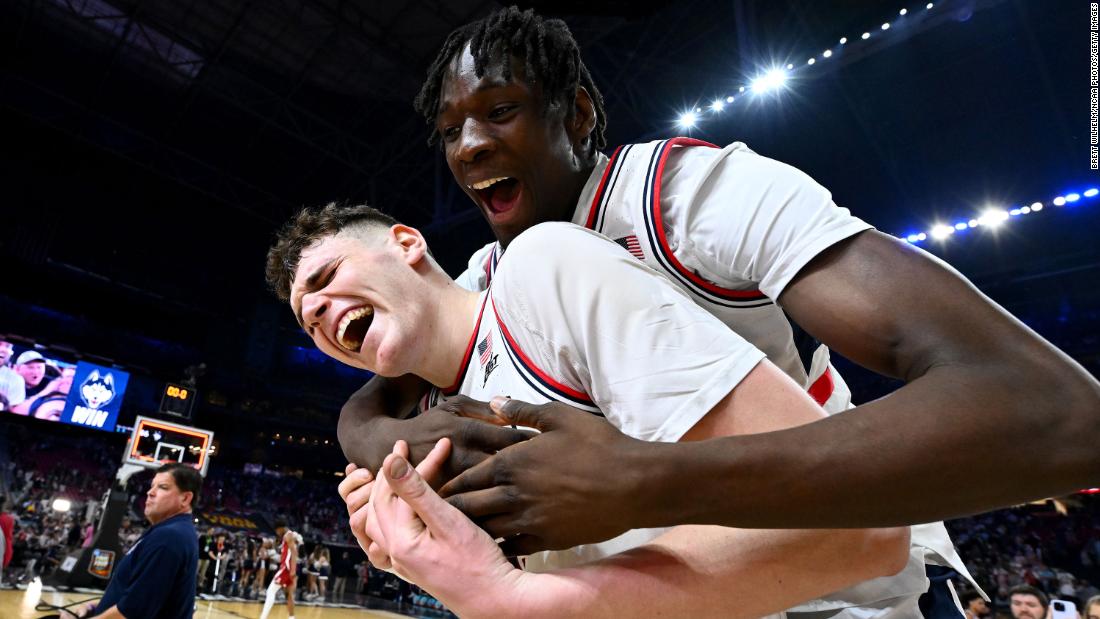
[585, 145, 632, 235]
[639, 138, 775, 309]
[441, 292, 492, 396]
[483, 243, 502, 287]
[491, 294, 602, 414]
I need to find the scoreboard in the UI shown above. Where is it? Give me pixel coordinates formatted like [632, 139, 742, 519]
[159, 382, 195, 419]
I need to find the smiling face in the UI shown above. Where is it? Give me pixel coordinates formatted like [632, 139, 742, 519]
[436, 45, 596, 247]
[16, 361, 45, 387]
[290, 225, 432, 377]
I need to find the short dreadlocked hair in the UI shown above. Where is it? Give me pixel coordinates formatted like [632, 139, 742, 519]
[414, 6, 607, 156]
[265, 203, 398, 302]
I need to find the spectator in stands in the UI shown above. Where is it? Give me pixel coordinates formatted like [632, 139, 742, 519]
[25, 366, 75, 421]
[0, 340, 25, 409]
[14, 352, 48, 397]
[0, 496, 13, 585]
[238, 535, 256, 599]
[209, 532, 228, 593]
[11, 352, 61, 416]
[961, 590, 989, 619]
[1009, 585, 1049, 619]
[1085, 595, 1100, 619]
[330, 550, 353, 601]
[197, 526, 214, 593]
[81, 519, 94, 548]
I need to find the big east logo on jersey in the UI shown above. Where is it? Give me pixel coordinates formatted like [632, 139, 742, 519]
[70, 370, 116, 427]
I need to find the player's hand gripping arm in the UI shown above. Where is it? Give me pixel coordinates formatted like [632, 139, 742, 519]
[370, 427, 907, 618]
[338, 374, 528, 477]
[359, 361, 909, 616]
[445, 232, 1100, 536]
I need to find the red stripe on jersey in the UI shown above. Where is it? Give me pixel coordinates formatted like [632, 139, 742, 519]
[491, 294, 593, 404]
[584, 145, 625, 229]
[442, 292, 491, 395]
[650, 138, 769, 300]
[806, 367, 835, 407]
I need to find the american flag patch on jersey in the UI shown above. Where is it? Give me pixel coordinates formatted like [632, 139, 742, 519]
[615, 235, 645, 260]
[477, 331, 493, 366]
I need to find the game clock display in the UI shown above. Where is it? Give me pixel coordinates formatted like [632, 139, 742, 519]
[159, 382, 195, 419]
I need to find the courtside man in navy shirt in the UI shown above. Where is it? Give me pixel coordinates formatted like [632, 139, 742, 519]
[70, 463, 201, 619]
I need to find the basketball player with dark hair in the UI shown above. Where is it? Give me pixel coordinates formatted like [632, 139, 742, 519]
[331, 6, 1099, 615]
[259, 519, 302, 619]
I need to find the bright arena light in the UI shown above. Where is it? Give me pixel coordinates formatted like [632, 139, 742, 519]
[968, 219, 978, 227]
[725, 95, 735, 103]
[931, 224, 954, 240]
[917, 233, 927, 241]
[881, 22, 891, 30]
[807, 57, 816, 65]
[906, 234, 920, 242]
[678, 111, 697, 128]
[1053, 196, 1067, 206]
[927, 2, 934, 9]
[53, 498, 72, 512]
[1065, 193, 1081, 202]
[752, 68, 789, 93]
[1020, 206, 1031, 214]
[711, 100, 725, 112]
[1009, 208, 1021, 216]
[979, 208, 1010, 228]
[862, 32, 871, 40]
[1031, 201, 1043, 210]
[1084, 188, 1099, 197]
[823, 50, 833, 58]
[900, 8, 908, 15]
[840, 37, 848, 44]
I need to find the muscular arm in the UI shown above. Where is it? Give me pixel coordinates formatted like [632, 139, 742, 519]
[652, 231, 1100, 527]
[337, 374, 425, 468]
[370, 363, 907, 618]
[338, 374, 528, 476]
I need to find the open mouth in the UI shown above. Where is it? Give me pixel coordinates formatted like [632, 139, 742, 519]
[337, 306, 373, 352]
[471, 176, 521, 214]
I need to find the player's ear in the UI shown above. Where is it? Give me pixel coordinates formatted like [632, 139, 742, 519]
[569, 86, 596, 153]
[390, 224, 428, 266]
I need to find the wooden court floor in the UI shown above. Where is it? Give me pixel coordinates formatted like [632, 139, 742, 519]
[0, 580, 419, 619]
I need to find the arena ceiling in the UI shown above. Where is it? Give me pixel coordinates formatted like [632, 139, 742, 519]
[0, 0, 1092, 392]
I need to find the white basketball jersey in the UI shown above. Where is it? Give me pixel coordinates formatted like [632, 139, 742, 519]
[453, 140, 983, 611]
[433, 223, 768, 572]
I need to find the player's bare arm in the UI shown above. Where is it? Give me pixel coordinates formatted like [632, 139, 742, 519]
[362, 362, 910, 618]
[730, 229, 1100, 524]
[444, 230, 1100, 544]
[338, 374, 525, 476]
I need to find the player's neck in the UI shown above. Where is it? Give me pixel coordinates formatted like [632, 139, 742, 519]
[418, 282, 484, 388]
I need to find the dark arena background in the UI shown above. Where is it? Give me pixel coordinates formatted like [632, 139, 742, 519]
[1, 0, 1098, 618]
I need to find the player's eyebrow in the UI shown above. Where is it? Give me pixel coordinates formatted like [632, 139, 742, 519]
[294, 258, 337, 329]
[437, 77, 514, 115]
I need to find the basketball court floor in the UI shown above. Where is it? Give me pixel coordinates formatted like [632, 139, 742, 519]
[0, 580, 423, 618]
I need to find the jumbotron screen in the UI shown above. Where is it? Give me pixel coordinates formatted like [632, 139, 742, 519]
[0, 341, 129, 433]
